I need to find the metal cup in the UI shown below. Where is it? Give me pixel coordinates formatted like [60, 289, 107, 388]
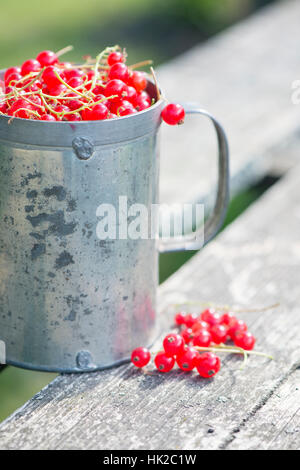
[0, 78, 229, 372]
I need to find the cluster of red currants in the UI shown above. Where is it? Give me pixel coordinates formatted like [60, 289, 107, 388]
[131, 308, 256, 378]
[0, 46, 185, 125]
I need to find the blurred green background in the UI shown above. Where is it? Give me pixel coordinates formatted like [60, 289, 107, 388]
[0, 0, 276, 423]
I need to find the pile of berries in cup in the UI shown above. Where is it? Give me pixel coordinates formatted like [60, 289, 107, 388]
[131, 308, 257, 378]
[0, 45, 185, 125]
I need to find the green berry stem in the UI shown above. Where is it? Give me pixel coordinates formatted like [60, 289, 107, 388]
[55, 45, 74, 58]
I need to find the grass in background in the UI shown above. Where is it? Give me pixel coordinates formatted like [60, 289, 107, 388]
[0, 367, 56, 423]
[0, 0, 276, 69]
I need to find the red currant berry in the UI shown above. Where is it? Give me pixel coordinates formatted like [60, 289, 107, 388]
[135, 97, 150, 111]
[53, 105, 70, 118]
[36, 50, 58, 67]
[176, 347, 199, 371]
[92, 84, 105, 95]
[27, 79, 42, 92]
[63, 68, 84, 81]
[40, 114, 56, 121]
[82, 103, 108, 121]
[68, 77, 83, 89]
[154, 351, 175, 373]
[128, 71, 147, 93]
[107, 51, 125, 66]
[210, 324, 228, 344]
[181, 328, 194, 344]
[174, 312, 186, 326]
[131, 347, 151, 368]
[163, 333, 185, 357]
[196, 352, 221, 378]
[21, 59, 41, 76]
[161, 103, 185, 125]
[65, 113, 81, 122]
[139, 90, 151, 104]
[9, 99, 34, 119]
[192, 329, 212, 348]
[5, 72, 22, 87]
[4, 67, 21, 82]
[42, 66, 62, 88]
[105, 79, 126, 99]
[0, 102, 7, 114]
[108, 63, 130, 83]
[28, 95, 42, 108]
[234, 331, 256, 351]
[48, 84, 67, 96]
[184, 313, 199, 328]
[125, 85, 138, 104]
[93, 94, 108, 106]
[201, 309, 221, 326]
[119, 101, 136, 117]
[65, 97, 84, 111]
[191, 320, 209, 333]
[228, 319, 248, 340]
[221, 312, 237, 326]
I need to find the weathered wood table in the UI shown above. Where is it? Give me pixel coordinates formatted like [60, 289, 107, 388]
[0, 0, 300, 450]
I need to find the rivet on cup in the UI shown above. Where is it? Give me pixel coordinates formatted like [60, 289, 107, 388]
[72, 137, 94, 160]
[76, 350, 93, 369]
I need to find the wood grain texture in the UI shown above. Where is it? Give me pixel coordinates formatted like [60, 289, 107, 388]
[227, 368, 300, 450]
[159, 0, 300, 208]
[1, 162, 300, 450]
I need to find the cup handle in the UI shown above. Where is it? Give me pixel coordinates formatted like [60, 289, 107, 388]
[159, 106, 230, 253]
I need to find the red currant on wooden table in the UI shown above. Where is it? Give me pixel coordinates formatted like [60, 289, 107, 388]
[221, 312, 237, 326]
[174, 312, 187, 326]
[181, 328, 194, 344]
[184, 313, 199, 328]
[228, 319, 248, 340]
[192, 329, 212, 348]
[191, 320, 209, 333]
[163, 333, 185, 357]
[154, 352, 175, 373]
[176, 347, 199, 371]
[130, 305, 272, 380]
[210, 324, 228, 344]
[196, 352, 221, 378]
[201, 309, 221, 326]
[234, 331, 256, 351]
[131, 347, 151, 368]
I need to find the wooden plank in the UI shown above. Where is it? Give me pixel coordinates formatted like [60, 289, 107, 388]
[159, 0, 300, 208]
[227, 368, 300, 450]
[1, 162, 300, 449]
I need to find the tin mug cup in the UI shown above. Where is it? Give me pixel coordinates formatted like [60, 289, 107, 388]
[0, 79, 229, 372]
